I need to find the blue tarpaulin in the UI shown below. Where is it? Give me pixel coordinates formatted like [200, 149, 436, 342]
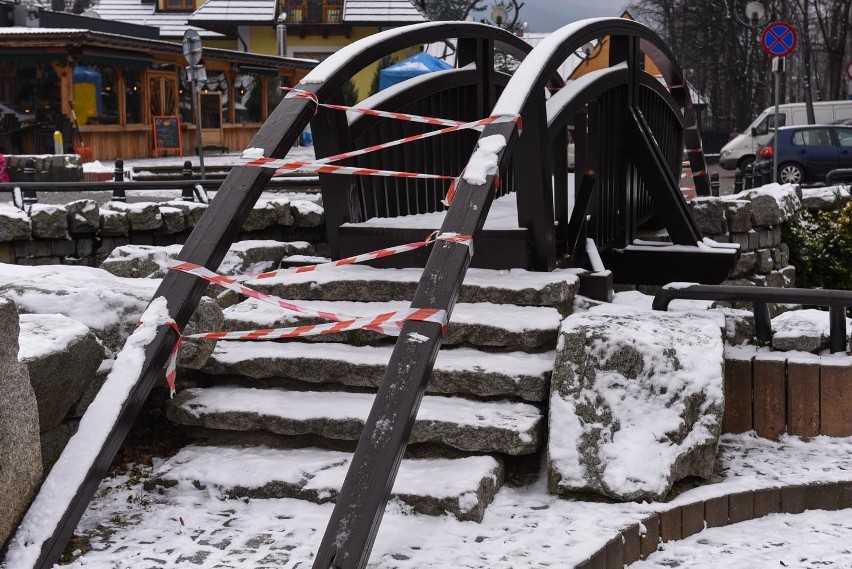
[378, 52, 453, 91]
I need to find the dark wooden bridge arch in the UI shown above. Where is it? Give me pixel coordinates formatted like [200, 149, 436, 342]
[5, 18, 738, 569]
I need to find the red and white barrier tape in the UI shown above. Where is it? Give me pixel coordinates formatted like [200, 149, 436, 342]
[680, 169, 708, 179]
[250, 232, 472, 278]
[162, 319, 182, 397]
[169, 261, 363, 322]
[186, 307, 447, 342]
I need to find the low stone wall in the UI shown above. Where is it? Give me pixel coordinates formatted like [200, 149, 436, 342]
[573, 480, 852, 568]
[4, 154, 83, 183]
[0, 197, 327, 267]
[688, 185, 799, 288]
[723, 354, 852, 439]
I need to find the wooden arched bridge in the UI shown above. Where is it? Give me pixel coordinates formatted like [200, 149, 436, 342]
[6, 18, 739, 569]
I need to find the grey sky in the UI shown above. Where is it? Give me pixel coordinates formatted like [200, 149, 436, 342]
[513, 0, 630, 33]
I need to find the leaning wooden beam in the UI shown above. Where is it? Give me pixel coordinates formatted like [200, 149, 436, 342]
[311, 120, 520, 569]
[2, 95, 316, 569]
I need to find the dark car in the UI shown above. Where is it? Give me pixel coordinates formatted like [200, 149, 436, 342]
[756, 124, 852, 184]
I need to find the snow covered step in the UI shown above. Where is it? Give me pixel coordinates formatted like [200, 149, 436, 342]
[147, 445, 503, 522]
[222, 299, 561, 350]
[201, 341, 554, 402]
[167, 387, 543, 455]
[242, 266, 581, 315]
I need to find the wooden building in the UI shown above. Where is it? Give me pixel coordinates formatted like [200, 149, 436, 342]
[0, 3, 315, 160]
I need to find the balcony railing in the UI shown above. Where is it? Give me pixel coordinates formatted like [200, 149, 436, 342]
[284, 3, 342, 24]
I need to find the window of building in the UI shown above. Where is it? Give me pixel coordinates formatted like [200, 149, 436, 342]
[268, 76, 288, 118]
[163, 0, 195, 12]
[281, 0, 342, 24]
[125, 69, 143, 124]
[234, 74, 263, 123]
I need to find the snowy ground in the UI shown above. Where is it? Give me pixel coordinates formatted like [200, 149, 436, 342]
[54, 433, 852, 568]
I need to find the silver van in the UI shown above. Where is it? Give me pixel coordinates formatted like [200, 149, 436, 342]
[719, 101, 852, 171]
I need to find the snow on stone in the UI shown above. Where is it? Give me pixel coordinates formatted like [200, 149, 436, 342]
[0, 263, 158, 331]
[3, 297, 171, 568]
[242, 147, 265, 159]
[210, 340, 555, 378]
[244, 263, 581, 292]
[725, 182, 801, 222]
[179, 386, 541, 433]
[81, 160, 115, 174]
[801, 184, 851, 209]
[462, 134, 506, 185]
[224, 297, 561, 333]
[153, 445, 497, 502]
[17, 313, 91, 360]
[0, 202, 30, 222]
[549, 303, 724, 499]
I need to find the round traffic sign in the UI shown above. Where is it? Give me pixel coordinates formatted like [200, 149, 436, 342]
[761, 22, 797, 57]
[182, 29, 203, 66]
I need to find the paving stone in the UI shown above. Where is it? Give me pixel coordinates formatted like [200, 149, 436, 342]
[146, 445, 503, 522]
[246, 266, 582, 316]
[221, 298, 561, 351]
[167, 386, 542, 455]
[201, 341, 553, 402]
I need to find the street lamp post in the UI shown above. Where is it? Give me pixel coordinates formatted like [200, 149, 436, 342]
[277, 13, 288, 57]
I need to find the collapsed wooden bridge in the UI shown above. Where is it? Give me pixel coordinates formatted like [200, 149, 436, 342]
[4, 18, 739, 569]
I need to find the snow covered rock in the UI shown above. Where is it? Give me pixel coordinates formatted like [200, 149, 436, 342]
[800, 185, 850, 210]
[689, 198, 727, 236]
[65, 199, 100, 233]
[18, 313, 105, 432]
[159, 205, 187, 234]
[217, 240, 312, 275]
[146, 446, 503, 522]
[0, 203, 31, 241]
[201, 341, 553, 401]
[168, 387, 542, 455]
[0, 298, 42, 550]
[723, 200, 753, 233]
[105, 201, 163, 231]
[177, 297, 223, 370]
[291, 199, 324, 227]
[99, 208, 129, 236]
[166, 200, 207, 227]
[771, 308, 850, 353]
[29, 204, 68, 239]
[241, 199, 290, 232]
[0, 264, 158, 353]
[729, 184, 801, 227]
[548, 305, 724, 502]
[100, 244, 181, 278]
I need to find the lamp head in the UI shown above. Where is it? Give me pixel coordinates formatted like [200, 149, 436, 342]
[745, 1, 765, 25]
[491, 3, 508, 26]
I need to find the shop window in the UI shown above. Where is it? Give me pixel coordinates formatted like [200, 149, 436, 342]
[124, 69, 143, 124]
[268, 76, 288, 118]
[16, 63, 60, 123]
[234, 74, 262, 123]
[179, 72, 193, 124]
[201, 71, 229, 122]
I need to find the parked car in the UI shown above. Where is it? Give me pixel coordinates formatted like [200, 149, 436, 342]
[755, 124, 852, 184]
[719, 100, 852, 171]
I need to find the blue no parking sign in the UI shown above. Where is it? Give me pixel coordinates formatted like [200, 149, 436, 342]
[762, 22, 797, 57]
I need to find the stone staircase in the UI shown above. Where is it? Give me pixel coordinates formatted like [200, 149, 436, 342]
[158, 262, 582, 523]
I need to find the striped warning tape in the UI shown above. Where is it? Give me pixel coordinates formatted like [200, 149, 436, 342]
[250, 232, 472, 278]
[169, 261, 363, 322]
[240, 115, 520, 174]
[245, 161, 457, 181]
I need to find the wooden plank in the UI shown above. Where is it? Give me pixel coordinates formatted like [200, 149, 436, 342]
[752, 357, 786, 441]
[621, 524, 641, 565]
[658, 507, 682, 542]
[820, 363, 852, 437]
[704, 495, 729, 528]
[681, 501, 705, 538]
[639, 514, 660, 559]
[17, 92, 317, 569]
[781, 484, 807, 514]
[753, 487, 782, 518]
[310, 118, 521, 569]
[723, 357, 753, 433]
[786, 360, 820, 438]
[605, 535, 623, 569]
[728, 491, 755, 524]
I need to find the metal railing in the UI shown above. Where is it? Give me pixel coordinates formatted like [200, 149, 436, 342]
[1, 158, 319, 207]
[653, 283, 852, 353]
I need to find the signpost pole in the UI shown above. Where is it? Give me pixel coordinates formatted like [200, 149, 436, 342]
[191, 68, 206, 180]
[183, 30, 206, 181]
[773, 58, 781, 183]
